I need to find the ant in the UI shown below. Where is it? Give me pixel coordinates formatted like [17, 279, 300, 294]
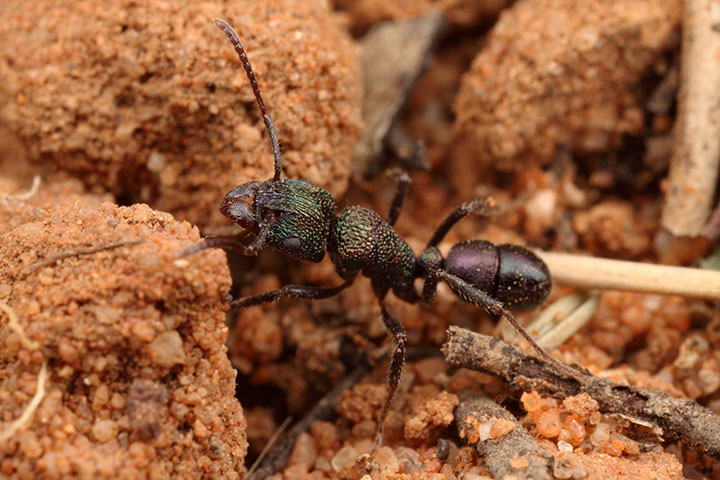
[186, 18, 584, 452]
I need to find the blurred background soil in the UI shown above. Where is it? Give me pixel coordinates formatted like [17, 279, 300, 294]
[2, 0, 719, 479]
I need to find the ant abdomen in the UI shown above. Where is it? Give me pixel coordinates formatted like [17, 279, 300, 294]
[445, 240, 551, 311]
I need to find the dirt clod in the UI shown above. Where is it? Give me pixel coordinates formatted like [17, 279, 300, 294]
[0, 193, 246, 478]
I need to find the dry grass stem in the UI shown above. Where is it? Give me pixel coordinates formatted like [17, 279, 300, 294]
[537, 251, 720, 300]
[527, 292, 599, 351]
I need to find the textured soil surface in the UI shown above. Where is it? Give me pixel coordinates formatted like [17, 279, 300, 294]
[0, 0, 362, 229]
[0, 159, 246, 478]
[3, 0, 720, 479]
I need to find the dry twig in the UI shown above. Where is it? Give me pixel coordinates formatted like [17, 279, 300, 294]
[455, 389, 552, 480]
[660, 0, 720, 236]
[444, 326, 720, 460]
[537, 251, 720, 301]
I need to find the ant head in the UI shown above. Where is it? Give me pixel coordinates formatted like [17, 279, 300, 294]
[221, 178, 335, 262]
[214, 19, 336, 262]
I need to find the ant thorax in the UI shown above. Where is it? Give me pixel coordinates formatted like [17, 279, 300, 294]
[328, 205, 417, 302]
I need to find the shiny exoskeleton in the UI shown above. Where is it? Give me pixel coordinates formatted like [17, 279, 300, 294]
[189, 18, 576, 452]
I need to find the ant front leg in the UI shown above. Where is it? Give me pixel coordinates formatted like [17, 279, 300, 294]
[373, 299, 407, 453]
[427, 198, 497, 248]
[438, 270, 588, 383]
[385, 171, 411, 227]
[179, 222, 271, 258]
[230, 280, 354, 309]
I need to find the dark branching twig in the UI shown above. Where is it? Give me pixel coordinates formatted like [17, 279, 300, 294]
[444, 326, 720, 460]
[245, 363, 369, 480]
[455, 389, 552, 480]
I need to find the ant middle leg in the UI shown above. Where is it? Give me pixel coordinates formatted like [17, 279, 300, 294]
[373, 299, 407, 452]
[230, 280, 354, 309]
[426, 198, 497, 248]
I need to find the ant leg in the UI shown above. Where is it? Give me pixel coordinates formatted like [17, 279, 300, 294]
[438, 270, 587, 383]
[372, 300, 407, 453]
[179, 223, 271, 257]
[421, 275, 440, 304]
[426, 198, 497, 248]
[230, 280, 353, 309]
[386, 171, 411, 226]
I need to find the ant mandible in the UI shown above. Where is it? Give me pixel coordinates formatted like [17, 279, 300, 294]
[186, 18, 584, 451]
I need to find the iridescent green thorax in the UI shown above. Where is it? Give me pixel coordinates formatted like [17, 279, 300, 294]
[256, 179, 335, 262]
[374, 222, 416, 284]
[329, 206, 416, 291]
[329, 206, 379, 274]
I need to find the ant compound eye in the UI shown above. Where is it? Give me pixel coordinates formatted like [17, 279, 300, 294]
[283, 236, 302, 251]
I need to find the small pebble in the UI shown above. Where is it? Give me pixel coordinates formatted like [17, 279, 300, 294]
[147, 330, 186, 367]
[373, 446, 399, 475]
[91, 419, 119, 443]
[331, 446, 358, 472]
[283, 462, 308, 480]
[489, 418, 515, 439]
[589, 422, 611, 447]
[310, 420, 337, 450]
[396, 445, 422, 472]
[535, 409, 562, 438]
[288, 432, 317, 467]
[435, 438, 450, 460]
[558, 440, 573, 453]
[314, 455, 331, 472]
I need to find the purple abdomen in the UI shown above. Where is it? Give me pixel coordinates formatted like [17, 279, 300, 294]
[445, 240, 551, 310]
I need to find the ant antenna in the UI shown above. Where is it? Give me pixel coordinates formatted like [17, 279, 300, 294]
[214, 18, 282, 183]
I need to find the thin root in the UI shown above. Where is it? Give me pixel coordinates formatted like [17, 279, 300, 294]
[28, 239, 146, 274]
[0, 175, 41, 208]
[0, 360, 48, 444]
[0, 301, 40, 351]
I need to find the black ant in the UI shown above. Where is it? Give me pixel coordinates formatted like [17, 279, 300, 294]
[186, 18, 584, 452]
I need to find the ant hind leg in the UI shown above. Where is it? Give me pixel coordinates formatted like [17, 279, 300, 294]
[438, 270, 587, 383]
